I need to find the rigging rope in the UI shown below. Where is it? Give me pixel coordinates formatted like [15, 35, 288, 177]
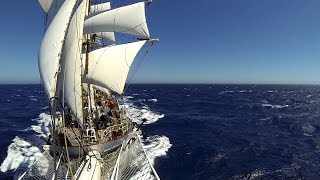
[124, 42, 154, 93]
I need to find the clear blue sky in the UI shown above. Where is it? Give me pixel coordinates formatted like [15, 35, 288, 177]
[0, 0, 319, 84]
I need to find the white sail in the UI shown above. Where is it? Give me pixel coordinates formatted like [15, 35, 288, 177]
[38, 0, 53, 13]
[84, 2, 150, 38]
[90, 2, 111, 14]
[38, 0, 78, 99]
[85, 41, 147, 95]
[86, 3, 115, 42]
[61, 0, 87, 124]
[92, 32, 115, 42]
[43, 0, 65, 26]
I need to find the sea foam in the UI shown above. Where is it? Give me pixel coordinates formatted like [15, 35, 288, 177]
[0, 136, 42, 172]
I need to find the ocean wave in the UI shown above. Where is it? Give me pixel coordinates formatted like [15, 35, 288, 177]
[125, 103, 164, 124]
[219, 90, 235, 95]
[30, 113, 51, 138]
[262, 104, 289, 109]
[239, 90, 253, 93]
[147, 99, 157, 102]
[124, 96, 134, 99]
[40, 106, 49, 110]
[233, 164, 303, 179]
[0, 136, 42, 172]
[141, 135, 172, 165]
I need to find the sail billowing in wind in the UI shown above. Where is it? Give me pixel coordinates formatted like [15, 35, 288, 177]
[90, 2, 111, 15]
[39, 0, 151, 126]
[84, 2, 150, 38]
[60, 0, 87, 125]
[38, 0, 78, 99]
[91, 32, 116, 42]
[84, 40, 147, 95]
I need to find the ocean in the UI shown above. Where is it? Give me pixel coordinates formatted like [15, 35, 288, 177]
[0, 84, 320, 179]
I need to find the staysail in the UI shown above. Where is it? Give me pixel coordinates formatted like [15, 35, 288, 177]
[38, 0, 78, 99]
[60, 0, 87, 125]
[84, 2, 150, 38]
[84, 40, 147, 95]
[90, 2, 111, 14]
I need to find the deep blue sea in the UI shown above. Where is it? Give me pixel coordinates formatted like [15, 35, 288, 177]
[1, 84, 320, 179]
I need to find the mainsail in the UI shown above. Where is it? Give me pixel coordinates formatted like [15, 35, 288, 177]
[60, 0, 87, 125]
[38, 0, 78, 99]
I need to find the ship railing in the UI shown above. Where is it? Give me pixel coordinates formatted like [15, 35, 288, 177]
[18, 151, 68, 180]
[97, 122, 130, 143]
[110, 133, 160, 180]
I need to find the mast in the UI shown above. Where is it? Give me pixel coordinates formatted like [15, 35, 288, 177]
[84, 0, 91, 75]
[84, 0, 94, 128]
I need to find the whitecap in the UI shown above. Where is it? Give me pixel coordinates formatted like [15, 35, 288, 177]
[267, 90, 277, 93]
[0, 136, 42, 172]
[219, 90, 235, 95]
[124, 103, 165, 124]
[147, 99, 157, 102]
[262, 104, 289, 109]
[239, 90, 252, 93]
[141, 135, 172, 165]
[40, 106, 49, 110]
[30, 98, 38, 102]
[30, 113, 52, 138]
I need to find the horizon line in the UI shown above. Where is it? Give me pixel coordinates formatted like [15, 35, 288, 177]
[1, 82, 320, 86]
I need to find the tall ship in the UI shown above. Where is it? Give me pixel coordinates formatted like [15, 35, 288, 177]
[19, 0, 159, 179]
